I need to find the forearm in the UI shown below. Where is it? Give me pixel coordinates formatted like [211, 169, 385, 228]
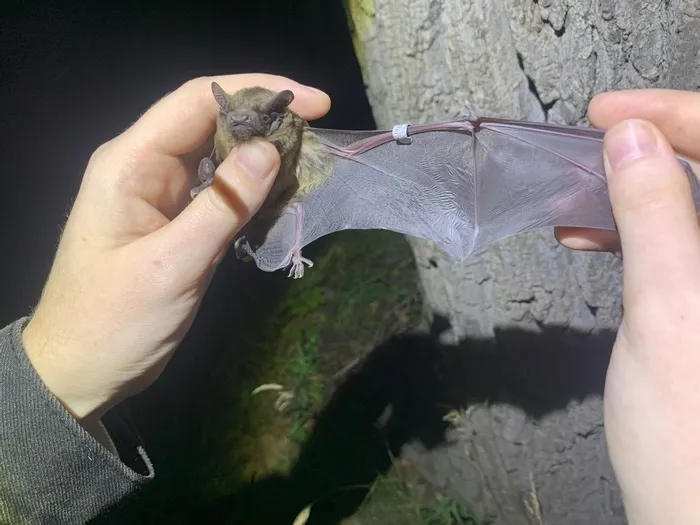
[0, 317, 153, 524]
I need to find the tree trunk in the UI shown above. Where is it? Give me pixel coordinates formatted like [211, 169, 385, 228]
[345, 1, 700, 523]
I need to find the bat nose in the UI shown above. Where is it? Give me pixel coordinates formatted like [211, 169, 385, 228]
[229, 115, 250, 124]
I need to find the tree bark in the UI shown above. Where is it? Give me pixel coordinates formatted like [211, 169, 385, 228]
[345, 0, 700, 523]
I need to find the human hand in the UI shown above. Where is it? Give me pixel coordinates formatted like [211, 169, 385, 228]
[21, 74, 331, 426]
[557, 89, 700, 524]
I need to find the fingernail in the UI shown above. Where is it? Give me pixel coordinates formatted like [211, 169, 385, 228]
[235, 141, 275, 179]
[604, 119, 660, 171]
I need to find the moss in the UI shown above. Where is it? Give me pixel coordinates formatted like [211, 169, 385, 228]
[343, 0, 376, 83]
[195, 229, 422, 501]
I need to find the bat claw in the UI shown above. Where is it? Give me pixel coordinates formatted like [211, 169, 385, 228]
[191, 157, 216, 199]
[234, 236, 254, 263]
[288, 252, 313, 279]
[190, 183, 209, 199]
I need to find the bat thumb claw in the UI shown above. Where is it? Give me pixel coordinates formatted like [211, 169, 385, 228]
[234, 236, 251, 259]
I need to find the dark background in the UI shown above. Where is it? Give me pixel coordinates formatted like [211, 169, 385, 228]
[0, 0, 375, 326]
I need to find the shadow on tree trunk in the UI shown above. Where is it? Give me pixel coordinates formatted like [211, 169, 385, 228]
[195, 316, 616, 524]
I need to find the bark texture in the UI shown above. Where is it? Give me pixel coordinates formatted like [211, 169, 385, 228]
[345, 1, 700, 523]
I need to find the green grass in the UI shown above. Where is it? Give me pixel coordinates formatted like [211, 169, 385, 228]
[421, 496, 483, 525]
[282, 329, 324, 444]
[345, 463, 488, 525]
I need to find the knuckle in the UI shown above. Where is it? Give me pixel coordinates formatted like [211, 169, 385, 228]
[183, 76, 216, 94]
[185, 75, 210, 89]
[83, 139, 119, 184]
[88, 139, 114, 164]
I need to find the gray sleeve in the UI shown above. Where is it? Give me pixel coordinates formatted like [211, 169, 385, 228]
[0, 317, 154, 525]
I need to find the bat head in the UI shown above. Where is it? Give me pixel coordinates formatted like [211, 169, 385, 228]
[211, 82, 296, 141]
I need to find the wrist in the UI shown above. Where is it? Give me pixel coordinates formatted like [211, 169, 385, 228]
[606, 339, 700, 525]
[21, 316, 110, 424]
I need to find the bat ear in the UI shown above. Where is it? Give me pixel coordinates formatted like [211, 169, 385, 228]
[211, 82, 229, 109]
[262, 89, 295, 114]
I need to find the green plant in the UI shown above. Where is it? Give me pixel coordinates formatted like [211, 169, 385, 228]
[284, 329, 324, 443]
[420, 494, 482, 525]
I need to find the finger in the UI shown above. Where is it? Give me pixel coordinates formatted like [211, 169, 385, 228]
[148, 139, 280, 281]
[589, 89, 700, 161]
[603, 119, 700, 293]
[554, 227, 622, 252]
[123, 74, 331, 156]
[555, 217, 700, 253]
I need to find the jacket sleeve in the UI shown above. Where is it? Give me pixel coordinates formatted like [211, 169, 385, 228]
[0, 317, 154, 525]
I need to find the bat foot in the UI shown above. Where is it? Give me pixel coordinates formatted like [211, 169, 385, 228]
[190, 157, 216, 199]
[234, 236, 254, 263]
[288, 250, 313, 279]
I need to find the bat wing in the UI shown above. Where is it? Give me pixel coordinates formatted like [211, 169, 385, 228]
[242, 118, 700, 274]
[470, 118, 700, 253]
[243, 120, 478, 272]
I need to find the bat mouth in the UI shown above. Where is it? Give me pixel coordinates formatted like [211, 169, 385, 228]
[227, 124, 261, 139]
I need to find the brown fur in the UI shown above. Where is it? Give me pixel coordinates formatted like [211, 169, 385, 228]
[211, 86, 333, 250]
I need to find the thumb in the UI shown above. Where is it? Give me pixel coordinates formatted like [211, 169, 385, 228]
[604, 119, 700, 296]
[155, 139, 280, 280]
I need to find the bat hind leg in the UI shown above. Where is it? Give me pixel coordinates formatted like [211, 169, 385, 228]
[286, 202, 313, 279]
[190, 157, 217, 199]
[289, 252, 313, 279]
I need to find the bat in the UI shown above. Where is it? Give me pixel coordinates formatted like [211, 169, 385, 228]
[191, 82, 333, 278]
[191, 84, 700, 278]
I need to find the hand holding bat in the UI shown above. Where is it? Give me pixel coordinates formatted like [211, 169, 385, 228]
[21, 74, 331, 429]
